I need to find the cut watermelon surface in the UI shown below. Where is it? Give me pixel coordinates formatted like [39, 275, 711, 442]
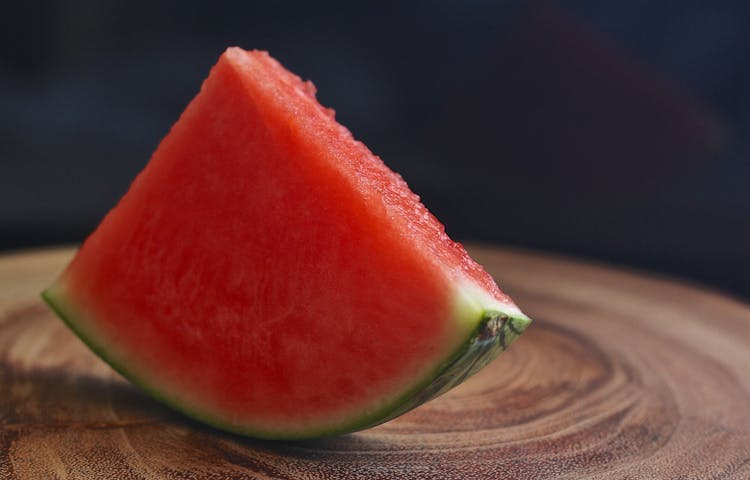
[43, 48, 531, 439]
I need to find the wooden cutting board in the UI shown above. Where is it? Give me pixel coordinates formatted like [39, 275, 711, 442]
[1, 246, 749, 479]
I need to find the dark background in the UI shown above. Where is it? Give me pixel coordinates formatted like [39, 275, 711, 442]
[2, 1, 749, 298]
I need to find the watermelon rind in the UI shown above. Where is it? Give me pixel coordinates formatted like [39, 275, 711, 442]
[42, 283, 529, 440]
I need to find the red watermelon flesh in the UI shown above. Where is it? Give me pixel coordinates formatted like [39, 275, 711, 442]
[42, 48, 531, 439]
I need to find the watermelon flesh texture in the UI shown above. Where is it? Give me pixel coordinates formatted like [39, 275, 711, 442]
[43, 48, 531, 439]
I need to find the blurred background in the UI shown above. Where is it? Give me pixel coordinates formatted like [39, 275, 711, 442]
[1, 1, 748, 298]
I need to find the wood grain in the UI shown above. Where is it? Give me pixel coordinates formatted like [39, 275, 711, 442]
[1, 246, 749, 479]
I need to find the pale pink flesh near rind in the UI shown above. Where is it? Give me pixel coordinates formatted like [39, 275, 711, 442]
[43, 279, 530, 439]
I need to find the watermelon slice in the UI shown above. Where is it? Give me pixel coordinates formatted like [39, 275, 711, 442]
[42, 48, 531, 439]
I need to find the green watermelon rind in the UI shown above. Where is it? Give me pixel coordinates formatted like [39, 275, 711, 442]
[41, 286, 530, 440]
[356, 308, 531, 431]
